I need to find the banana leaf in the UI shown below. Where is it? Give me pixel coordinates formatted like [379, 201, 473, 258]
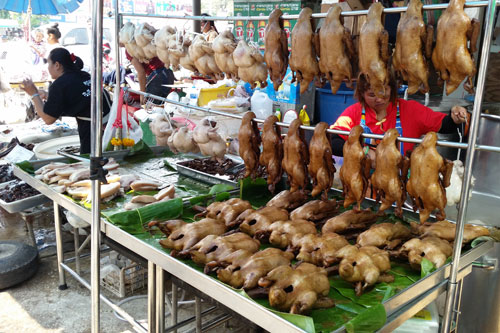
[209, 183, 235, 194]
[123, 140, 155, 163]
[16, 160, 35, 174]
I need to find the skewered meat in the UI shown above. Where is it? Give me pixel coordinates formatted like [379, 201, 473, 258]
[171, 127, 199, 154]
[158, 218, 226, 255]
[238, 206, 289, 236]
[358, 3, 390, 98]
[392, 0, 433, 95]
[205, 198, 252, 226]
[432, 0, 480, 95]
[356, 222, 411, 248]
[322, 209, 378, 235]
[189, 35, 224, 80]
[266, 190, 308, 211]
[264, 9, 289, 91]
[318, 4, 355, 94]
[289, 8, 319, 94]
[339, 126, 371, 211]
[336, 245, 393, 296]
[212, 30, 239, 80]
[238, 112, 261, 179]
[259, 115, 283, 193]
[406, 132, 453, 223]
[265, 219, 317, 248]
[400, 237, 453, 270]
[410, 220, 490, 243]
[282, 119, 309, 193]
[217, 248, 294, 290]
[290, 199, 339, 222]
[258, 263, 334, 314]
[291, 232, 349, 267]
[371, 129, 410, 217]
[233, 40, 268, 89]
[189, 233, 260, 267]
[308, 122, 336, 200]
[193, 117, 227, 162]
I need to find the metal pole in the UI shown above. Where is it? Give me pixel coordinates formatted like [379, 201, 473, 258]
[195, 297, 202, 333]
[172, 281, 178, 333]
[114, 0, 121, 89]
[441, 0, 497, 331]
[90, 0, 105, 331]
[148, 262, 157, 332]
[193, 0, 201, 33]
[74, 227, 81, 275]
[156, 267, 165, 333]
[53, 202, 67, 289]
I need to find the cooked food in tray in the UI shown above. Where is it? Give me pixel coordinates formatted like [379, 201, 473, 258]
[199, 198, 252, 227]
[0, 164, 17, 183]
[322, 208, 378, 234]
[410, 220, 490, 243]
[265, 219, 317, 248]
[290, 232, 349, 267]
[289, 199, 339, 222]
[265, 190, 307, 211]
[356, 222, 412, 249]
[0, 180, 40, 202]
[399, 236, 453, 270]
[237, 206, 289, 235]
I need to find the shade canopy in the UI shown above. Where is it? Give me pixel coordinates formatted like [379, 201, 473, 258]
[0, 0, 83, 15]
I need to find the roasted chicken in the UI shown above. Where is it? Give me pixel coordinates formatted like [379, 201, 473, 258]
[400, 236, 453, 270]
[339, 126, 371, 211]
[290, 199, 339, 222]
[336, 245, 393, 296]
[170, 35, 198, 73]
[265, 219, 317, 248]
[150, 114, 174, 147]
[265, 9, 289, 91]
[265, 190, 308, 211]
[322, 208, 378, 234]
[289, 8, 320, 94]
[212, 30, 239, 80]
[358, 3, 390, 98]
[282, 119, 309, 193]
[204, 198, 252, 227]
[238, 206, 289, 236]
[259, 115, 283, 193]
[308, 122, 336, 200]
[239, 112, 261, 179]
[371, 128, 409, 217]
[291, 232, 349, 267]
[217, 248, 294, 290]
[189, 35, 224, 80]
[233, 40, 268, 89]
[192, 117, 227, 162]
[153, 25, 178, 69]
[432, 0, 480, 95]
[258, 263, 334, 314]
[318, 4, 355, 94]
[410, 220, 490, 243]
[169, 127, 199, 154]
[392, 0, 433, 95]
[406, 132, 453, 223]
[356, 222, 412, 248]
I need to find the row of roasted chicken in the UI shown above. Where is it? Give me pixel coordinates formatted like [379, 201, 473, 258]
[119, 0, 477, 98]
[152, 194, 489, 314]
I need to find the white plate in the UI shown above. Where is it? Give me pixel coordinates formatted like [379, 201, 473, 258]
[33, 135, 80, 160]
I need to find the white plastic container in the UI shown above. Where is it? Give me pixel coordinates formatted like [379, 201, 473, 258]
[250, 90, 273, 119]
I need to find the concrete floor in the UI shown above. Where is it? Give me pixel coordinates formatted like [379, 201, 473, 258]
[0, 207, 251, 333]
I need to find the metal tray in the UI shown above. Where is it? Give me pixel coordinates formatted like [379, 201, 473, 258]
[175, 155, 243, 187]
[0, 180, 50, 213]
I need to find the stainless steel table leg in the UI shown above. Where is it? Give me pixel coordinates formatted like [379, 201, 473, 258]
[74, 227, 81, 275]
[148, 261, 156, 333]
[25, 215, 37, 248]
[156, 267, 165, 333]
[172, 281, 178, 333]
[53, 202, 67, 290]
[195, 297, 201, 333]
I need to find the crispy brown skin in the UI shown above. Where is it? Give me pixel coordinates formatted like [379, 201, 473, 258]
[266, 190, 308, 210]
[265, 9, 289, 91]
[291, 232, 349, 267]
[282, 119, 309, 193]
[400, 236, 453, 270]
[322, 209, 378, 234]
[260, 115, 283, 193]
[308, 122, 336, 200]
[410, 220, 490, 243]
[239, 112, 261, 179]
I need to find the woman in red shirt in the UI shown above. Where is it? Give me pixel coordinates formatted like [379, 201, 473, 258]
[330, 73, 469, 164]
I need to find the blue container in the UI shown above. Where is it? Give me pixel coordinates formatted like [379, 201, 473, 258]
[316, 83, 356, 125]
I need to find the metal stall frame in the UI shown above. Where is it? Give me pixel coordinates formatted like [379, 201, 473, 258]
[85, 0, 499, 331]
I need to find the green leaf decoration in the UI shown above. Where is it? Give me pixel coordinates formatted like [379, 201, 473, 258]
[421, 258, 437, 278]
[215, 192, 230, 201]
[345, 303, 386, 333]
[209, 183, 235, 194]
[471, 236, 494, 248]
[123, 140, 155, 163]
[16, 160, 35, 174]
[163, 159, 177, 172]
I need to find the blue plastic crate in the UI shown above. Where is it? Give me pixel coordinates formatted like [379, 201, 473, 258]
[316, 83, 356, 125]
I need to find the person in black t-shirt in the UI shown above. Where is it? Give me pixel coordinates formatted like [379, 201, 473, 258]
[20, 48, 110, 154]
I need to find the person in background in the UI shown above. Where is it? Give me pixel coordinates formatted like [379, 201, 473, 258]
[20, 48, 110, 154]
[330, 73, 469, 166]
[30, 29, 46, 65]
[45, 23, 62, 54]
[200, 13, 218, 40]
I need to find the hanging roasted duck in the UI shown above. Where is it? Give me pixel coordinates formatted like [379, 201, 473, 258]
[308, 122, 336, 200]
[238, 112, 261, 179]
[432, 0, 480, 95]
[259, 115, 283, 193]
[393, 0, 434, 95]
[282, 119, 309, 193]
[265, 9, 289, 91]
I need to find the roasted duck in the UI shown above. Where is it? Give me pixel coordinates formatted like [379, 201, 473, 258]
[356, 222, 411, 248]
[266, 219, 317, 248]
[358, 3, 390, 98]
[233, 40, 268, 88]
[290, 199, 339, 222]
[371, 128, 409, 217]
[238, 206, 289, 236]
[432, 0, 480, 95]
[289, 7, 320, 94]
[258, 263, 334, 314]
[410, 220, 490, 243]
[318, 4, 355, 94]
[265, 190, 308, 211]
[239, 112, 261, 179]
[406, 132, 453, 223]
[217, 248, 294, 290]
[336, 245, 393, 296]
[399, 236, 453, 270]
[339, 126, 371, 211]
[204, 198, 252, 227]
[212, 30, 239, 80]
[260, 115, 283, 193]
[291, 232, 349, 267]
[265, 9, 289, 91]
[282, 119, 309, 193]
[392, 0, 433, 95]
[322, 208, 378, 234]
[308, 122, 336, 200]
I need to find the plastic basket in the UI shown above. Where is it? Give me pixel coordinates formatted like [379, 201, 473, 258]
[101, 262, 147, 298]
[198, 86, 235, 107]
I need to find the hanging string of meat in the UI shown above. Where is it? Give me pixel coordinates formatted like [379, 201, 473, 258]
[238, 112, 261, 179]
[260, 115, 283, 193]
[265, 9, 289, 91]
[282, 119, 309, 193]
[308, 122, 336, 200]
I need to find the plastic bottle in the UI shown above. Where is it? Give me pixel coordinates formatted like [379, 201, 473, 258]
[275, 107, 281, 121]
[251, 89, 273, 119]
[299, 105, 310, 125]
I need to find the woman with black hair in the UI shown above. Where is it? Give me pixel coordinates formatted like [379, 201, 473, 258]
[200, 13, 218, 37]
[20, 48, 110, 154]
[46, 23, 62, 54]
